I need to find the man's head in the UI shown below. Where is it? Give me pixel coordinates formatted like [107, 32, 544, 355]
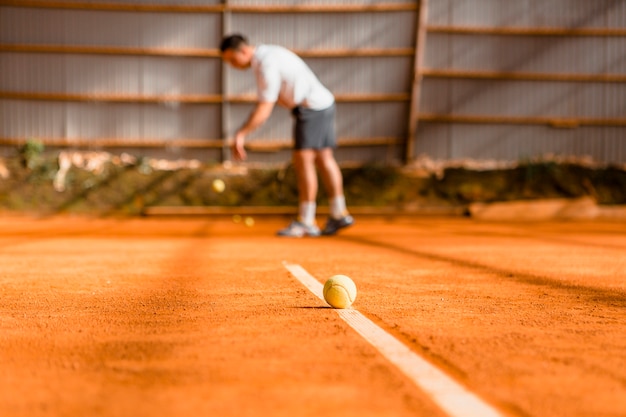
[220, 34, 254, 69]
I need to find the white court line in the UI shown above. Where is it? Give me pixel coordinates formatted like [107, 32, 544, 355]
[283, 262, 505, 417]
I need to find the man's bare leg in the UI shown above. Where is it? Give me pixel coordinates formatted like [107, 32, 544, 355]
[315, 148, 354, 235]
[294, 149, 318, 204]
[276, 149, 321, 237]
[315, 147, 343, 201]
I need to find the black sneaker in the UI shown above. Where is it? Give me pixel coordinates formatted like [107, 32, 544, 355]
[322, 215, 354, 236]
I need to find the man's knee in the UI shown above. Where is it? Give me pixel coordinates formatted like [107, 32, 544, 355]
[315, 147, 334, 159]
[293, 150, 318, 171]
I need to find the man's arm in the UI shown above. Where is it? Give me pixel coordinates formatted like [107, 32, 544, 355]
[232, 101, 275, 161]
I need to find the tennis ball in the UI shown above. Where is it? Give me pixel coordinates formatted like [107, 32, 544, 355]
[323, 275, 357, 309]
[244, 216, 254, 227]
[212, 178, 225, 193]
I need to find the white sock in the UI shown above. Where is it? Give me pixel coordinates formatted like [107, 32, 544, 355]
[299, 201, 317, 226]
[330, 195, 347, 219]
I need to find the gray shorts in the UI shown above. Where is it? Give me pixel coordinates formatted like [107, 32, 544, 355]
[291, 103, 336, 150]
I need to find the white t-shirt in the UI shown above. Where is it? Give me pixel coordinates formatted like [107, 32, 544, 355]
[251, 44, 334, 111]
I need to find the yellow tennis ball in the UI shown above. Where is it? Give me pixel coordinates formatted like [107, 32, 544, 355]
[244, 216, 254, 227]
[323, 275, 357, 309]
[212, 178, 225, 193]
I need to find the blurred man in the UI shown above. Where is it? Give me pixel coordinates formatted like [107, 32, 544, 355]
[220, 34, 354, 237]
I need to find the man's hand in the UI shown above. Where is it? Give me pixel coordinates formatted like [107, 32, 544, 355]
[232, 131, 247, 161]
[231, 101, 275, 161]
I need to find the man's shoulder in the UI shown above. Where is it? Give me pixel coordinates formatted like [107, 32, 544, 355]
[256, 44, 293, 59]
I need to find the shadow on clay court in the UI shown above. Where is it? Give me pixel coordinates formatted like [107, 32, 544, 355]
[337, 234, 626, 308]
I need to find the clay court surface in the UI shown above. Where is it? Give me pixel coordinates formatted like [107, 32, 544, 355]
[0, 214, 624, 417]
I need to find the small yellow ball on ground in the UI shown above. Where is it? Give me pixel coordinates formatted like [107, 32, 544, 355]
[244, 216, 254, 227]
[212, 178, 225, 193]
[323, 275, 357, 309]
[232, 214, 242, 223]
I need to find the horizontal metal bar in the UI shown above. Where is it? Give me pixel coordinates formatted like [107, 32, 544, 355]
[427, 25, 626, 37]
[0, 0, 416, 13]
[418, 113, 626, 127]
[421, 68, 626, 83]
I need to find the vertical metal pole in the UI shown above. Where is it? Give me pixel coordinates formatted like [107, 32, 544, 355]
[405, 0, 428, 164]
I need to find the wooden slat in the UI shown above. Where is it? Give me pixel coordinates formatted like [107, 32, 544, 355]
[339, 137, 402, 147]
[418, 113, 626, 127]
[145, 206, 300, 216]
[220, 5, 232, 163]
[294, 48, 415, 58]
[335, 93, 411, 102]
[427, 25, 626, 37]
[142, 205, 462, 217]
[0, 44, 220, 58]
[406, 0, 428, 163]
[0, 91, 410, 104]
[229, 3, 417, 13]
[227, 93, 411, 104]
[421, 68, 626, 83]
[245, 137, 401, 152]
[0, 44, 413, 58]
[0, 91, 223, 104]
[0, 0, 223, 13]
[0, 136, 400, 149]
[0, 137, 224, 148]
[0, 0, 416, 13]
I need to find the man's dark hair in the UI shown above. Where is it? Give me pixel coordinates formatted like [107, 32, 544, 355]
[220, 34, 248, 53]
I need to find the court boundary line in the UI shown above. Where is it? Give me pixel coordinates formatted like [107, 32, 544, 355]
[283, 261, 505, 417]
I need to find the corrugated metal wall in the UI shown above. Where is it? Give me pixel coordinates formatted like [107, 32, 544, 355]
[225, 7, 416, 164]
[0, 2, 224, 160]
[1, 0, 625, 165]
[414, 0, 626, 164]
